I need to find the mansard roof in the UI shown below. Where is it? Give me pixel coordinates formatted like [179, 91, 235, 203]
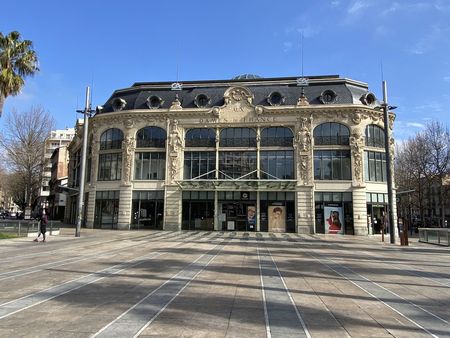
[97, 75, 377, 114]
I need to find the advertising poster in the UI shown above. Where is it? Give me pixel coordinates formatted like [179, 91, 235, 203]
[247, 206, 256, 230]
[324, 206, 344, 234]
[268, 206, 285, 232]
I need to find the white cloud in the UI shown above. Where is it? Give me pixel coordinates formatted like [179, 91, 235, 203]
[407, 24, 450, 55]
[406, 122, 425, 128]
[331, 1, 340, 7]
[382, 2, 400, 16]
[347, 0, 371, 14]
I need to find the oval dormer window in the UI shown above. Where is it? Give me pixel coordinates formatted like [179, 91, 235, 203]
[267, 91, 284, 106]
[147, 95, 163, 109]
[112, 98, 127, 112]
[194, 94, 211, 108]
[320, 90, 337, 104]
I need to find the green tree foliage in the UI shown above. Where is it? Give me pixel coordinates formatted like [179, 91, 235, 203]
[0, 31, 39, 115]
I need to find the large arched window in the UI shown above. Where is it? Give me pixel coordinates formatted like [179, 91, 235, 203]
[185, 128, 216, 147]
[261, 127, 293, 146]
[313, 123, 349, 145]
[100, 128, 123, 150]
[220, 128, 256, 147]
[134, 127, 166, 180]
[365, 124, 385, 148]
[136, 127, 166, 148]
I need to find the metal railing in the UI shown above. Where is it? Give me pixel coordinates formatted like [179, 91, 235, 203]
[0, 220, 60, 237]
[419, 228, 449, 246]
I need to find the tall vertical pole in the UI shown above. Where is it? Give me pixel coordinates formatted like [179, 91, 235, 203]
[75, 87, 90, 237]
[382, 81, 395, 244]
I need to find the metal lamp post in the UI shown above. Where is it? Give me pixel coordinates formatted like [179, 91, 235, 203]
[75, 87, 93, 237]
[381, 81, 397, 244]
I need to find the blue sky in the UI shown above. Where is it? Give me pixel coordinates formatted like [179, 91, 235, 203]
[1, 0, 449, 140]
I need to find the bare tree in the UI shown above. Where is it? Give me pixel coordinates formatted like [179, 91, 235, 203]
[424, 121, 450, 226]
[0, 106, 54, 208]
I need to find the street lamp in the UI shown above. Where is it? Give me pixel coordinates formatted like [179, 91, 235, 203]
[381, 81, 397, 244]
[75, 87, 94, 237]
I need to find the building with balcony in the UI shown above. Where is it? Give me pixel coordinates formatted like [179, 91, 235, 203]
[66, 75, 397, 235]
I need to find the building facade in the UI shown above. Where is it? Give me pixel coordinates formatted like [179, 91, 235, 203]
[39, 127, 76, 209]
[48, 146, 69, 220]
[66, 75, 397, 235]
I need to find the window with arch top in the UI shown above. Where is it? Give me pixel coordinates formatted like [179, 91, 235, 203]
[100, 128, 124, 150]
[220, 127, 256, 147]
[136, 127, 166, 148]
[261, 127, 293, 146]
[365, 124, 385, 148]
[313, 123, 349, 145]
[185, 128, 216, 147]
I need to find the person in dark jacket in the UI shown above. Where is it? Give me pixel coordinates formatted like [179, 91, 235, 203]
[33, 209, 48, 242]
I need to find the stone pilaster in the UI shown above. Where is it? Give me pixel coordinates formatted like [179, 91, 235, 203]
[296, 188, 314, 234]
[352, 188, 368, 235]
[117, 185, 132, 230]
[85, 187, 96, 228]
[164, 186, 181, 231]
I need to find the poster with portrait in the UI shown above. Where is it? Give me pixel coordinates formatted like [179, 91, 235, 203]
[268, 206, 285, 232]
[324, 206, 344, 234]
[247, 206, 256, 230]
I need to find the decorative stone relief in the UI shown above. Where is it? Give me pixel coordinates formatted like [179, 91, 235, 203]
[297, 155, 311, 185]
[124, 118, 134, 129]
[349, 131, 365, 185]
[122, 135, 135, 184]
[352, 112, 362, 125]
[224, 86, 254, 105]
[170, 94, 182, 110]
[296, 116, 312, 152]
[168, 119, 184, 183]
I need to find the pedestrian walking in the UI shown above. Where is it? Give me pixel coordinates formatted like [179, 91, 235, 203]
[33, 209, 48, 242]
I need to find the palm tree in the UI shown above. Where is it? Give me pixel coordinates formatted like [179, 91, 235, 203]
[0, 31, 39, 116]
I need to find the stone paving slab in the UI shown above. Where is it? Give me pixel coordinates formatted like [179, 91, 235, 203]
[0, 230, 449, 337]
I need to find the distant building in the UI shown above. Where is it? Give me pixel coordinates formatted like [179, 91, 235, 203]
[66, 75, 397, 235]
[48, 146, 70, 220]
[38, 127, 75, 209]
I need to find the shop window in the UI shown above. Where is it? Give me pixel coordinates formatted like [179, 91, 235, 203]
[131, 191, 164, 229]
[94, 191, 119, 229]
[98, 153, 122, 181]
[261, 127, 293, 146]
[220, 128, 256, 147]
[260, 150, 294, 179]
[134, 152, 166, 180]
[136, 127, 166, 148]
[314, 150, 351, 180]
[364, 151, 386, 182]
[313, 123, 349, 145]
[100, 128, 123, 150]
[365, 125, 385, 148]
[219, 151, 257, 179]
[185, 128, 216, 147]
[184, 152, 216, 179]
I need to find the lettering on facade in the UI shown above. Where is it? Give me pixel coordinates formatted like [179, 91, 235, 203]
[198, 116, 276, 124]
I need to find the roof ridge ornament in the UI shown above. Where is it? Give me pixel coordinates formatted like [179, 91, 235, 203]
[171, 82, 182, 91]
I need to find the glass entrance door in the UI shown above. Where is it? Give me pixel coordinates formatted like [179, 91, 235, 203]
[221, 202, 256, 231]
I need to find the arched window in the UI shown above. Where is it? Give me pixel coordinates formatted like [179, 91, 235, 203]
[313, 123, 349, 145]
[185, 128, 216, 147]
[136, 127, 166, 148]
[261, 127, 293, 146]
[220, 128, 256, 147]
[100, 128, 123, 150]
[365, 125, 385, 148]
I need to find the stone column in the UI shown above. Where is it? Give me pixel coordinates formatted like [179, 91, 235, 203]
[352, 188, 368, 235]
[164, 119, 183, 231]
[295, 116, 314, 234]
[297, 188, 314, 233]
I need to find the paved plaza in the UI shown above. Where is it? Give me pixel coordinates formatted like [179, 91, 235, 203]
[0, 229, 449, 338]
